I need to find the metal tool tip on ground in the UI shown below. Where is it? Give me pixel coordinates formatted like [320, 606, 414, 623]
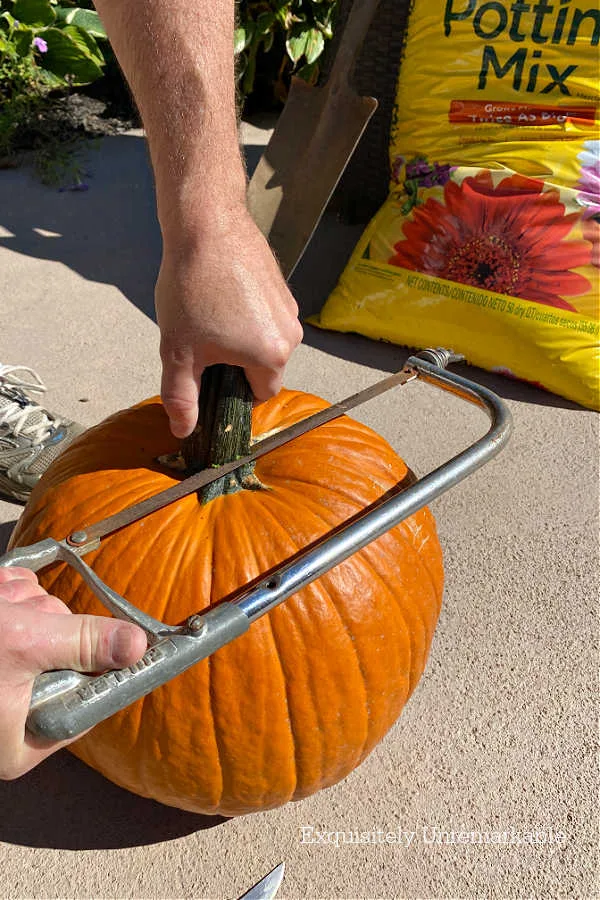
[238, 863, 285, 900]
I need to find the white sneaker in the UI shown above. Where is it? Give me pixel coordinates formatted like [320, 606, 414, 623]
[0, 365, 84, 502]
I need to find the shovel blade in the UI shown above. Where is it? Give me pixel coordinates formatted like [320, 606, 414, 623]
[246, 75, 377, 278]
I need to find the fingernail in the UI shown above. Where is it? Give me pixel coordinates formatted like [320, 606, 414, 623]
[110, 626, 141, 667]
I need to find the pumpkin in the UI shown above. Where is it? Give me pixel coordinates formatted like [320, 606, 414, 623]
[10, 374, 443, 816]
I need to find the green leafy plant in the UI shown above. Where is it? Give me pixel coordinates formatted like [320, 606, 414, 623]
[2, 0, 108, 85]
[235, 0, 338, 100]
[0, 0, 108, 181]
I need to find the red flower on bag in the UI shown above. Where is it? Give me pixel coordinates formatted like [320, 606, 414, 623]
[389, 171, 591, 310]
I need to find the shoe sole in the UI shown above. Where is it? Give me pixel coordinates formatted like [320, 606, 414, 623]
[0, 472, 30, 503]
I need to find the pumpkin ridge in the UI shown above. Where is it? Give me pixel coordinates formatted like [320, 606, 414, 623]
[207, 496, 297, 814]
[252, 390, 330, 436]
[308, 574, 373, 764]
[258, 432, 405, 485]
[244, 496, 325, 795]
[395, 520, 444, 650]
[353, 545, 418, 697]
[364, 530, 441, 690]
[262, 473, 403, 513]
[254, 605, 299, 804]
[130, 685, 156, 800]
[206, 506, 225, 810]
[410, 509, 445, 609]
[399, 514, 444, 629]
[376, 526, 435, 644]
[158, 500, 213, 622]
[245, 494, 370, 788]
[48, 472, 174, 546]
[268, 483, 388, 542]
[94, 499, 191, 624]
[327, 543, 418, 750]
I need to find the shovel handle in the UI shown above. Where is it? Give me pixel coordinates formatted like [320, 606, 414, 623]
[327, 0, 382, 90]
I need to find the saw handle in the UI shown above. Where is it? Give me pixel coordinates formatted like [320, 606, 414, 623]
[0, 350, 512, 742]
[0, 538, 170, 637]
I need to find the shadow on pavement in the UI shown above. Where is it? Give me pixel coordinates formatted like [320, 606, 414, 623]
[0, 519, 17, 554]
[0, 136, 268, 325]
[300, 322, 583, 410]
[0, 751, 227, 850]
[0, 132, 584, 413]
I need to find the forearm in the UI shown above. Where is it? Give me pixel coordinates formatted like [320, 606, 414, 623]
[94, 0, 247, 240]
[94, 1, 302, 436]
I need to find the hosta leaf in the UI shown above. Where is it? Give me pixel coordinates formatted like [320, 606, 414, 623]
[64, 23, 104, 64]
[304, 26, 324, 64]
[38, 66, 65, 88]
[13, 0, 55, 26]
[14, 26, 33, 55]
[255, 11, 274, 34]
[55, 7, 107, 39]
[234, 24, 253, 54]
[36, 25, 103, 83]
[286, 27, 309, 63]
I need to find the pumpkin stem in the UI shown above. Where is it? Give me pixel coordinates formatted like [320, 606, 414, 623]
[182, 364, 263, 502]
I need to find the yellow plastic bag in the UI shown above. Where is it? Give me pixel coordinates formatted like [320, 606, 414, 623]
[311, 0, 600, 409]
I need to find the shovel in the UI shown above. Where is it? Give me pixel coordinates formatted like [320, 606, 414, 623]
[246, 0, 382, 278]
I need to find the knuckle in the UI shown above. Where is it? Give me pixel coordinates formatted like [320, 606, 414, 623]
[36, 595, 68, 616]
[77, 617, 97, 671]
[267, 340, 291, 370]
[0, 568, 14, 585]
[293, 319, 304, 344]
[0, 568, 34, 588]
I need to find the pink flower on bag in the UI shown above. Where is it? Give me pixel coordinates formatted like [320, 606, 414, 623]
[576, 140, 600, 219]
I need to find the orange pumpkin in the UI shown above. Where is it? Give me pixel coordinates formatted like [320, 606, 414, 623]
[10, 389, 444, 815]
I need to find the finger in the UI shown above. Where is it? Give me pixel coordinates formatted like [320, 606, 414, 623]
[244, 365, 284, 403]
[0, 578, 48, 605]
[17, 611, 148, 675]
[13, 594, 71, 616]
[160, 353, 203, 439]
[0, 567, 40, 586]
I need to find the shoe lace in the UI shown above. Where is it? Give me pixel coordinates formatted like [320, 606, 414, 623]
[0, 365, 63, 443]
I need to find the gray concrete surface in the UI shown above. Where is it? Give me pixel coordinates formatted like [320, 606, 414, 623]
[0, 122, 597, 899]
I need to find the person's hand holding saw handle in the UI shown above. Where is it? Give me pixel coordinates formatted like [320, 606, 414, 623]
[0, 567, 146, 780]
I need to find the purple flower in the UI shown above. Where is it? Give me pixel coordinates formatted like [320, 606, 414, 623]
[433, 163, 452, 186]
[33, 36, 48, 53]
[58, 182, 89, 192]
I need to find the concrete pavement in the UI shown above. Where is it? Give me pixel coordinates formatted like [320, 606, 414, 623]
[0, 121, 597, 899]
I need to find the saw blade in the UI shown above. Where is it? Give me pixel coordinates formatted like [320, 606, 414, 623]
[73, 366, 417, 545]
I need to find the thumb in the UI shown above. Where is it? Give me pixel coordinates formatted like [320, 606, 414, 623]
[25, 612, 148, 675]
[160, 358, 202, 439]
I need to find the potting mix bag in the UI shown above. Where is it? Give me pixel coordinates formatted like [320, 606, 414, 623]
[311, 0, 600, 408]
